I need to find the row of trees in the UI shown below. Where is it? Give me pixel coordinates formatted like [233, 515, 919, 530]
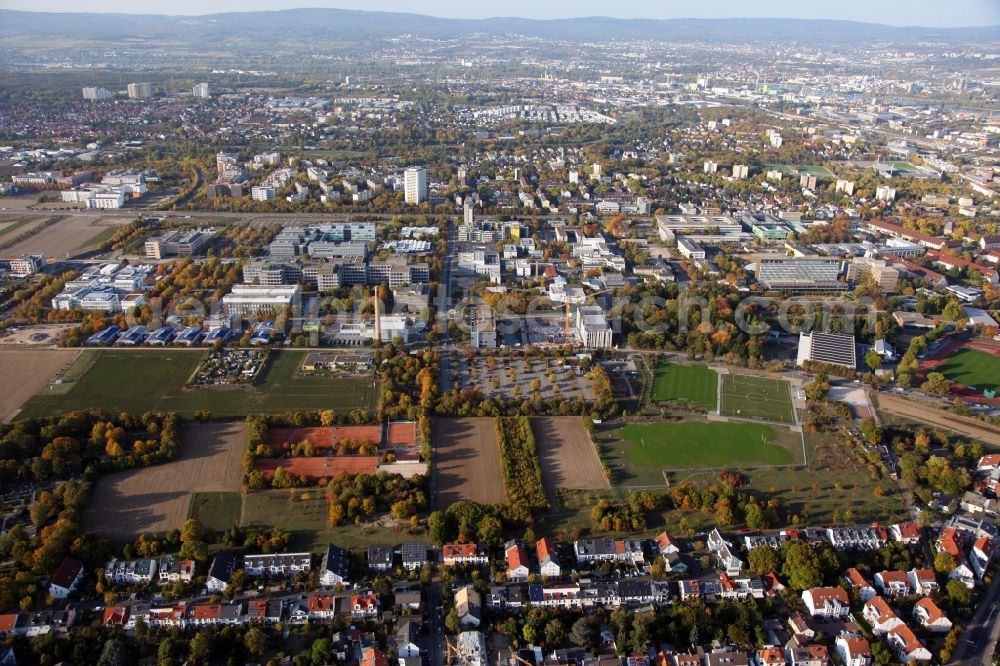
[495, 416, 548, 512]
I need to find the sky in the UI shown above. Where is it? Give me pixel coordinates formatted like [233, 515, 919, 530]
[0, 0, 998, 27]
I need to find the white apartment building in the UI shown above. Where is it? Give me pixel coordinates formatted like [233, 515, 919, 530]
[127, 82, 152, 99]
[404, 166, 427, 204]
[82, 87, 112, 101]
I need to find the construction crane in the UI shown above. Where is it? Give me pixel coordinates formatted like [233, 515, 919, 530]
[499, 648, 534, 666]
[444, 637, 473, 666]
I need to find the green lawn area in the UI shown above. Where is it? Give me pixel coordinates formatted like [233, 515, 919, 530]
[936, 348, 1000, 392]
[536, 426, 907, 541]
[763, 164, 833, 177]
[620, 421, 793, 468]
[796, 165, 834, 177]
[720, 373, 796, 424]
[75, 226, 119, 250]
[889, 161, 921, 173]
[189, 492, 242, 533]
[651, 362, 717, 409]
[20, 349, 375, 419]
[242, 489, 420, 553]
[0, 217, 43, 239]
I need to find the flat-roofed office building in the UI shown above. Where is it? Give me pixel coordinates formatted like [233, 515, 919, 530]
[797, 332, 857, 369]
[754, 255, 845, 291]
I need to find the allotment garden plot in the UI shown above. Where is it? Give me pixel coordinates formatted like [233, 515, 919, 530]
[719, 373, 796, 425]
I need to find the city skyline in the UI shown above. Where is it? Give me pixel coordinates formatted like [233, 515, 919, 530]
[1, 0, 998, 28]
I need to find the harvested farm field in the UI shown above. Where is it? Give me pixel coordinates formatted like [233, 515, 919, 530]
[83, 422, 246, 541]
[432, 418, 506, 507]
[531, 417, 608, 505]
[0, 349, 80, 421]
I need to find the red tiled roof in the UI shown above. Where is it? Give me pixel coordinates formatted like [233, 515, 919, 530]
[655, 532, 674, 550]
[915, 597, 947, 625]
[308, 595, 336, 612]
[537, 537, 555, 562]
[888, 624, 923, 654]
[937, 527, 962, 557]
[189, 604, 222, 620]
[805, 587, 848, 604]
[506, 543, 528, 571]
[868, 219, 959, 248]
[979, 454, 1000, 468]
[443, 543, 480, 558]
[845, 568, 870, 588]
[102, 606, 129, 626]
[879, 570, 909, 584]
[362, 647, 390, 666]
[842, 637, 870, 656]
[865, 596, 897, 622]
[0, 614, 18, 633]
[49, 558, 83, 589]
[246, 599, 267, 618]
[351, 593, 377, 608]
[925, 249, 998, 279]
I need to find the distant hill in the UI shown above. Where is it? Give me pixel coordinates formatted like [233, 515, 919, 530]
[0, 8, 996, 49]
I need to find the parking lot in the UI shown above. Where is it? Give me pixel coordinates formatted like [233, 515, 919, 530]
[441, 352, 594, 402]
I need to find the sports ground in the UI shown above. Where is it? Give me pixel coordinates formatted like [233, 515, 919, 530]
[764, 164, 834, 178]
[650, 362, 717, 409]
[935, 348, 1000, 394]
[920, 339, 1000, 403]
[719, 373, 796, 425]
[619, 421, 794, 469]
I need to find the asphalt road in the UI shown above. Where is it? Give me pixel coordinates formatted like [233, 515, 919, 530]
[953, 572, 1000, 666]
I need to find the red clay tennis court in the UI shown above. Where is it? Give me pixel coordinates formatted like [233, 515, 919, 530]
[267, 425, 384, 449]
[255, 456, 379, 480]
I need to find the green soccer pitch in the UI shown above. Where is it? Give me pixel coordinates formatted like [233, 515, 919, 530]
[719, 373, 796, 425]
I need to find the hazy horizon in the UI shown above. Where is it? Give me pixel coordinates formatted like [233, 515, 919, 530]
[0, 0, 998, 28]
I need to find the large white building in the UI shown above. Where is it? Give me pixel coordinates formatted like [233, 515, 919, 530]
[192, 82, 210, 98]
[797, 332, 857, 369]
[50, 263, 153, 312]
[221, 284, 300, 316]
[82, 87, 112, 101]
[144, 229, 216, 259]
[754, 255, 845, 291]
[61, 187, 126, 209]
[127, 82, 152, 99]
[251, 186, 276, 201]
[576, 306, 613, 349]
[9, 254, 45, 278]
[404, 166, 427, 204]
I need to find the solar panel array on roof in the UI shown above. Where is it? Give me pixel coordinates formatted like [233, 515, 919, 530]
[798, 332, 857, 368]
